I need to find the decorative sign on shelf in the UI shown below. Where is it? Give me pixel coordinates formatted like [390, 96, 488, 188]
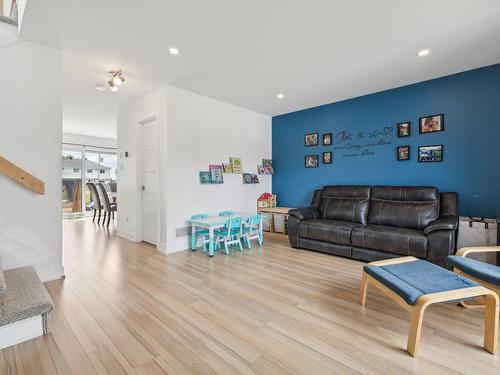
[333, 126, 394, 158]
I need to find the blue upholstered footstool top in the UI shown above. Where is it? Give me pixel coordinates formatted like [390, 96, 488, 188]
[446, 255, 500, 286]
[364, 260, 479, 305]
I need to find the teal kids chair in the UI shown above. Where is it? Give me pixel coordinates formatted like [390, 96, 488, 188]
[242, 214, 263, 249]
[191, 213, 210, 251]
[219, 210, 235, 216]
[215, 217, 243, 254]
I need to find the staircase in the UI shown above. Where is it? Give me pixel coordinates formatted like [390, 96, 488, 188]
[0, 155, 52, 348]
[0, 155, 51, 348]
[0, 257, 54, 349]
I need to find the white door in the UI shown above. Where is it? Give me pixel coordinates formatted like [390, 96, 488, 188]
[140, 118, 159, 245]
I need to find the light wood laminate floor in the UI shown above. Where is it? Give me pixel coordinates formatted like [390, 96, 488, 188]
[1, 218, 498, 374]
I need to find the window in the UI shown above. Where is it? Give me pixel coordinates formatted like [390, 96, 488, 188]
[62, 145, 117, 218]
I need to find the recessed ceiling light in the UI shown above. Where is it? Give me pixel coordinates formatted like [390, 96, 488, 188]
[169, 47, 180, 55]
[417, 49, 430, 57]
[277, 93, 285, 99]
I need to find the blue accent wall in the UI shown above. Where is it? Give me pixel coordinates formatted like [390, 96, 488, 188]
[272, 64, 500, 217]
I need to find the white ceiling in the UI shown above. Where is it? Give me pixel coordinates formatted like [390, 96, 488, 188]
[19, 0, 500, 139]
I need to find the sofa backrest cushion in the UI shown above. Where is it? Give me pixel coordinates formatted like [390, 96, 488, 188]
[368, 186, 439, 230]
[318, 185, 371, 224]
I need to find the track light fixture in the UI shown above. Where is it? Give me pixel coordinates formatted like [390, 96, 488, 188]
[108, 70, 125, 92]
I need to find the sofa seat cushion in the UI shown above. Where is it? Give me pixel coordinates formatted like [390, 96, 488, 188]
[351, 225, 428, 258]
[298, 219, 361, 245]
[446, 255, 500, 286]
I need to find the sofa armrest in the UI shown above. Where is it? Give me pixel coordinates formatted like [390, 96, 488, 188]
[423, 216, 458, 235]
[288, 207, 319, 221]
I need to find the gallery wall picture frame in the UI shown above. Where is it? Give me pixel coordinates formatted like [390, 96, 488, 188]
[419, 114, 444, 134]
[305, 155, 319, 168]
[199, 171, 212, 184]
[242, 173, 259, 184]
[323, 133, 332, 145]
[418, 144, 443, 163]
[304, 133, 319, 147]
[397, 122, 411, 137]
[323, 151, 332, 164]
[209, 164, 224, 184]
[396, 145, 410, 161]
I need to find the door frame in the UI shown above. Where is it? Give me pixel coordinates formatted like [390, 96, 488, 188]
[137, 114, 161, 247]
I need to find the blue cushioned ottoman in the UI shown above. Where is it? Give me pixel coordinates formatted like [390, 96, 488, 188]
[359, 256, 498, 357]
[364, 259, 478, 304]
[446, 255, 500, 287]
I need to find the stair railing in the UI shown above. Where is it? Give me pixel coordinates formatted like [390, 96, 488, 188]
[0, 155, 45, 195]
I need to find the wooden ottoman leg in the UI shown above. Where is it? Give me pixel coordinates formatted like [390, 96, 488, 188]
[407, 302, 426, 357]
[483, 293, 499, 355]
[359, 272, 368, 306]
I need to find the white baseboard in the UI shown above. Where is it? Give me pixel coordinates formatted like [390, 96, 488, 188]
[117, 229, 138, 242]
[0, 315, 44, 350]
[157, 242, 167, 252]
[165, 237, 190, 254]
[39, 265, 64, 282]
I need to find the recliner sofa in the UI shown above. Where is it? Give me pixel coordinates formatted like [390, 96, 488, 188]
[288, 185, 459, 267]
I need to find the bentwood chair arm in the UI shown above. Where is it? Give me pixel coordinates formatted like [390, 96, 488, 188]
[456, 246, 500, 257]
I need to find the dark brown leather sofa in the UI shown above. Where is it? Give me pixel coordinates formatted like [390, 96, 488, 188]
[288, 185, 459, 267]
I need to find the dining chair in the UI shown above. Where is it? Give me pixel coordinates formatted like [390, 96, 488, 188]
[215, 217, 243, 254]
[97, 183, 117, 227]
[87, 183, 102, 223]
[102, 182, 111, 193]
[219, 211, 235, 216]
[191, 213, 210, 251]
[242, 214, 263, 249]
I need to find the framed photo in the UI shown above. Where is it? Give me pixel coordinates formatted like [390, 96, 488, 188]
[209, 165, 224, 184]
[262, 159, 274, 174]
[419, 114, 444, 134]
[418, 145, 443, 163]
[199, 171, 212, 184]
[229, 157, 243, 173]
[323, 151, 332, 164]
[242, 173, 259, 184]
[304, 133, 318, 147]
[304, 155, 319, 168]
[323, 133, 332, 145]
[397, 146, 410, 161]
[397, 122, 411, 137]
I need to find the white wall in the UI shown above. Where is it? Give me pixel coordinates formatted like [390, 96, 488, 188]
[117, 86, 168, 243]
[0, 41, 63, 281]
[117, 85, 272, 252]
[165, 86, 272, 252]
